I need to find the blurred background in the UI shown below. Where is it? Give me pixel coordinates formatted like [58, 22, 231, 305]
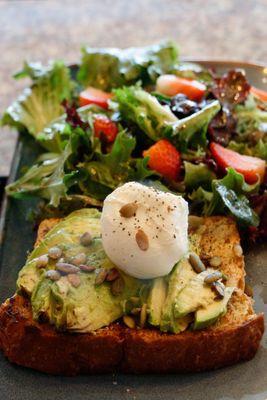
[1, 0, 267, 177]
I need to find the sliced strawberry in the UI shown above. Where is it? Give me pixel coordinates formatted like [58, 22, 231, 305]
[210, 142, 266, 184]
[250, 86, 267, 102]
[143, 139, 181, 181]
[156, 74, 206, 102]
[79, 87, 113, 109]
[93, 115, 118, 143]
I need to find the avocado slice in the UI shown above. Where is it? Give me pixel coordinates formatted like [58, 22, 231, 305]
[20, 208, 145, 333]
[147, 277, 168, 326]
[174, 269, 216, 318]
[160, 258, 196, 333]
[193, 287, 234, 330]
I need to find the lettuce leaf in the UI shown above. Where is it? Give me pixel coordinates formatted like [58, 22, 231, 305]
[234, 94, 267, 137]
[114, 86, 220, 149]
[1, 61, 75, 138]
[190, 168, 259, 226]
[5, 126, 92, 207]
[227, 139, 267, 161]
[78, 41, 179, 90]
[170, 100, 221, 150]
[114, 86, 177, 140]
[184, 162, 215, 190]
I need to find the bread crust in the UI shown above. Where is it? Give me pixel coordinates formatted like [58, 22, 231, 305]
[0, 295, 264, 375]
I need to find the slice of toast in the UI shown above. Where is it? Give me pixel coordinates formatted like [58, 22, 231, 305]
[0, 216, 264, 375]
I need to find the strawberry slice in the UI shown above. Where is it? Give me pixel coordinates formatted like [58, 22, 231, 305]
[250, 86, 267, 102]
[143, 139, 181, 181]
[79, 87, 113, 109]
[93, 115, 118, 143]
[156, 75, 206, 102]
[210, 142, 266, 184]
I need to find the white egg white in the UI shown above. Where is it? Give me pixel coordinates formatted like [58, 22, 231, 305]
[101, 182, 188, 279]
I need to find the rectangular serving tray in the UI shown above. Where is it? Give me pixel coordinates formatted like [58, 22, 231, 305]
[0, 60, 266, 400]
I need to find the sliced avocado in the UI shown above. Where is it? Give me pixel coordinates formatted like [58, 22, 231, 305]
[160, 258, 196, 333]
[174, 269, 216, 318]
[148, 277, 168, 326]
[193, 287, 234, 330]
[31, 276, 53, 320]
[17, 208, 103, 294]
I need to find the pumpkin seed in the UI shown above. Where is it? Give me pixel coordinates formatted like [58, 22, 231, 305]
[80, 232, 92, 246]
[45, 270, 61, 281]
[130, 296, 140, 305]
[131, 307, 141, 315]
[106, 268, 119, 282]
[188, 216, 204, 231]
[36, 254, 48, 268]
[204, 271, 223, 284]
[72, 253, 87, 266]
[135, 229, 149, 251]
[56, 262, 80, 274]
[95, 268, 108, 285]
[67, 273, 81, 288]
[209, 256, 222, 267]
[79, 264, 96, 272]
[140, 304, 147, 328]
[123, 315, 136, 329]
[212, 281, 225, 298]
[245, 282, 253, 297]
[48, 246, 62, 260]
[189, 252, 206, 273]
[111, 276, 125, 296]
[233, 244, 243, 257]
[119, 202, 138, 218]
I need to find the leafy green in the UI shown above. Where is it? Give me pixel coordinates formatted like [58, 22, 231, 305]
[1, 61, 74, 137]
[170, 100, 221, 151]
[174, 62, 214, 84]
[114, 86, 177, 140]
[184, 162, 215, 190]
[235, 94, 267, 137]
[114, 87, 220, 148]
[81, 131, 152, 199]
[228, 139, 267, 161]
[6, 126, 92, 207]
[78, 41, 179, 90]
[191, 168, 260, 226]
[6, 149, 71, 207]
[35, 104, 107, 152]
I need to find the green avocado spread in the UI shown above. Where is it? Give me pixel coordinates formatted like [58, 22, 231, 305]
[17, 208, 234, 333]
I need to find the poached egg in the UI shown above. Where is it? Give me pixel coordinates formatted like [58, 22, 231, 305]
[101, 182, 188, 279]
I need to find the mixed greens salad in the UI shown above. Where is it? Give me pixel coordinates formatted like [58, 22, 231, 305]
[1, 41, 267, 241]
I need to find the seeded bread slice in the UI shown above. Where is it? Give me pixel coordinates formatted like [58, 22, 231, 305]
[0, 216, 264, 375]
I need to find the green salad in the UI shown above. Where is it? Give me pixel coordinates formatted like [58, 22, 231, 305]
[1, 41, 267, 240]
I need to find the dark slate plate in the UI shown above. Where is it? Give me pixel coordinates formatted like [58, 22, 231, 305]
[0, 61, 266, 400]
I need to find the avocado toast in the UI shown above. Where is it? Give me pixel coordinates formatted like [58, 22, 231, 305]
[0, 208, 264, 375]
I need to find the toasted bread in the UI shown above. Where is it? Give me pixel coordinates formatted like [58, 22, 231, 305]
[0, 216, 264, 375]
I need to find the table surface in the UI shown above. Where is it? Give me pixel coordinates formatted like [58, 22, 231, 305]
[0, 0, 267, 176]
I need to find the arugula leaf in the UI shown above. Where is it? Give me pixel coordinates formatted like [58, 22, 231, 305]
[78, 41, 179, 90]
[1, 61, 75, 138]
[114, 86, 177, 140]
[184, 162, 215, 190]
